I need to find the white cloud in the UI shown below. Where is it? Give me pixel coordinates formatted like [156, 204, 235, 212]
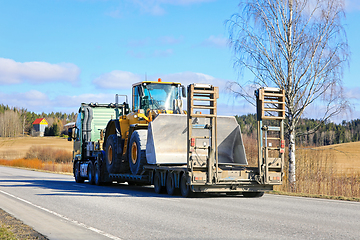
[344, 86, 360, 100]
[0, 90, 51, 112]
[92, 70, 229, 95]
[158, 71, 228, 92]
[201, 35, 228, 48]
[53, 93, 119, 109]
[217, 101, 255, 117]
[129, 0, 214, 15]
[0, 58, 80, 85]
[0, 90, 123, 113]
[92, 70, 142, 89]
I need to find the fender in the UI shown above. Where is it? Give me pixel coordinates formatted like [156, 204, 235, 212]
[103, 119, 122, 151]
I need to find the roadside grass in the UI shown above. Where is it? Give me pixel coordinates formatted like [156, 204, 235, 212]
[0, 137, 73, 160]
[0, 158, 72, 174]
[0, 138, 73, 174]
[24, 146, 72, 164]
[0, 209, 48, 240]
[274, 146, 360, 199]
[242, 135, 360, 199]
[0, 225, 17, 240]
[0, 145, 73, 174]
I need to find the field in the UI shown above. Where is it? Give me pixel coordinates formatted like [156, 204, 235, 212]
[0, 136, 359, 199]
[0, 136, 73, 160]
[313, 142, 360, 175]
[274, 141, 360, 199]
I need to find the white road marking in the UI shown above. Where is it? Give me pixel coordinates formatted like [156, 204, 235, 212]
[0, 189, 122, 240]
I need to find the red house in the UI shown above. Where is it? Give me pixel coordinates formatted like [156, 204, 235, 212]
[32, 118, 48, 137]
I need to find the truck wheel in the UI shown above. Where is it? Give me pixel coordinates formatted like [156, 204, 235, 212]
[180, 173, 192, 197]
[105, 134, 122, 174]
[154, 171, 165, 194]
[242, 192, 264, 198]
[166, 172, 176, 195]
[94, 162, 102, 186]
[74, 161, 84, 183]
[128, 130, 147, 175]
[88, 162, 95, 185]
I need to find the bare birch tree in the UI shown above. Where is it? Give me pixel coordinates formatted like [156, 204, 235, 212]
[0, 110, 22, 137]
[226, 0, 349, 189]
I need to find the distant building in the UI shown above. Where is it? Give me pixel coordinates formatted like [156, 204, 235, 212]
[32, 118, 48, 137]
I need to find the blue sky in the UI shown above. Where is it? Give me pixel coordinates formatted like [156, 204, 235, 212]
[0, 0, 359, 121]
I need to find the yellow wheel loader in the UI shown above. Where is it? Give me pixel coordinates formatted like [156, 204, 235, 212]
[68, 80, 285, 197]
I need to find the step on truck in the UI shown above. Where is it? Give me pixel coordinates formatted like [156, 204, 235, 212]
[68, 80, 285, 197]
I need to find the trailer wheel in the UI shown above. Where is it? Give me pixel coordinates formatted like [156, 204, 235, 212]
[180, 173, 192, 197]
[166, 172, 176, 195]
[154, 171, 165, 194]
[88, 162, 95, 185]
[74, 161, 84, 183]
[105, 134, 122, 174]
[94, 161, 102, 186]
[128, 130, 147, 175]
[242, 192, 264, 198]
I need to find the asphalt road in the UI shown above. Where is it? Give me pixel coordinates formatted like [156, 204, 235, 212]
[0, 166, 359, 240]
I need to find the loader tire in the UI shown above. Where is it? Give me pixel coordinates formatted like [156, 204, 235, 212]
[105, 134, 123, 174]
[128, 130, 147, 175]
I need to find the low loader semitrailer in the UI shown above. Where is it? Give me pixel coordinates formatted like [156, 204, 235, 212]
[68, 81, 285, 197]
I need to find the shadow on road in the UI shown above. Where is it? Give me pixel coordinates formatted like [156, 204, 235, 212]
[0, 176, 251, 199]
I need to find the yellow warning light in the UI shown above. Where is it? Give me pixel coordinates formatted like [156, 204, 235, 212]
[158, 78, 162, 82]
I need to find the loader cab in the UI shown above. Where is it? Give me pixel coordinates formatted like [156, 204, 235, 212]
[132, 80, 186, 113]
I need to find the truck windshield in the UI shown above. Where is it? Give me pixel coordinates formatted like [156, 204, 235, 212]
[142, 83, 179, 111]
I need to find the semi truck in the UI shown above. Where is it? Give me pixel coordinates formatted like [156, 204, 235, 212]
[68, 80, 285, 197]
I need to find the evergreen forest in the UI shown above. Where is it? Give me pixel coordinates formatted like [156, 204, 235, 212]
[0, 103, 359, 147]
[236, 114, 360, 147]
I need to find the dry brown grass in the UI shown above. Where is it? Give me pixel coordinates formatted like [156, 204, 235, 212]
[241, 134, 360, 199]
[314, 142, 360, 175]
[242, 135, 258, 167]
[0, 158, 72, 173]
[0, 136, 72, 160]
[274, 143, 360, 198]
[25, 146, 72, 163]
[0, 136, 73, 174]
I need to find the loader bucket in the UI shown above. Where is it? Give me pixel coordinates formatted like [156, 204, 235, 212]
[146, 114, 188, 164]
[146, 114, 247, 165]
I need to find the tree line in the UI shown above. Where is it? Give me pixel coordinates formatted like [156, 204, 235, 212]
[0, 104, 77, 137]
[236, 114, 360, 147]
[1, 103, 359, 147]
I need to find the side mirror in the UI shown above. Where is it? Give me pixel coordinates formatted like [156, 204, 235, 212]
[67, 128, 73, 139]
[181, 85, 186, 98]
